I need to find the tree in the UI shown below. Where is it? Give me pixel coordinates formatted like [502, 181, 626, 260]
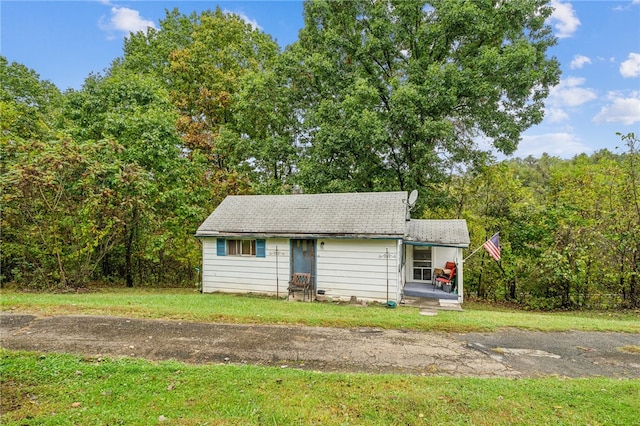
[459, 147, 638, 309]
[611, 133, 640, 307]
[119, 8, 282, 199]
[233, 65, 301, 193]
[1, 57, 64, 287]
[0, 56, 62, 141]
[63, 68, 208, 287]
[287, 0, 560, 199]
[2, 136, 131, 288]
[457, 163, 535, 301]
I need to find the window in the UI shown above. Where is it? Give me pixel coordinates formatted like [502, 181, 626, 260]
[217, 238, 265, 257]
[412, 247, 432, 281]
[228, 239, 256, 256]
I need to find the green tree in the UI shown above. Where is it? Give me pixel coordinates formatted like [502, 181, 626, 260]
[462, 147, 638, 310]
[233, 63, 300, 193]
[118, 8, 196, 78]
[63, 68, 207, 287]
[119, 8, 281, 199]
[1, 57, 64, 286]
[0, 56, 62, 141]
[609, 133, 640, 307]
[286, 0, 560, 199]
[460, 163, 535, 301]
[2, 136, 132, 288]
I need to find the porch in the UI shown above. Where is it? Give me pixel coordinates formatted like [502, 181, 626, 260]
[402, 282, 458, 301]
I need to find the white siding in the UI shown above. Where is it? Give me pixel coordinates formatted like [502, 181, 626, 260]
[202, 238, 290, 297]
[202, 237, 403, 303]
[316, 239, 400, 303]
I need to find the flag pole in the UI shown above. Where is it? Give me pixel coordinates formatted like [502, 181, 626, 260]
[463, 232, 499, 262]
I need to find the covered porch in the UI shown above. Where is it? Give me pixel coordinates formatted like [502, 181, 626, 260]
[402, 282, 459, 300]
[402, 219, 469, 304]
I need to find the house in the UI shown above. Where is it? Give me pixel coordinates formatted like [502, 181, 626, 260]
[195, 191, 470, 304]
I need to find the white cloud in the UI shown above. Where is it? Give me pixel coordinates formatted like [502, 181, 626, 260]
[549, 77, 597, 107]
[549, 0, 581, 38]
[517, 132, 591, 158]
[99, 6, 156, 38]
[570, 54, 591, 69]
[545, 107, 570, 123]
[620, 52, 640, 78]
[612, 1, 640, 11]
[541, 78, 596, 124]
[596, 56, 617, 63]
[593, 92, 640, 125]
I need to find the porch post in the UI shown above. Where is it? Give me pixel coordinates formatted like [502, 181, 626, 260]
[397, 239, 404, 302]
[457, 248, 464, 303]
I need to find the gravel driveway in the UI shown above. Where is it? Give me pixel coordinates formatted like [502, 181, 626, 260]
[1, 313, 639, 378]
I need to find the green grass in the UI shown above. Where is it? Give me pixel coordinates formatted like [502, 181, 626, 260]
[2, 292, 638, 424]
[2, 289, 639, 333]
[1, 350, 638, 426]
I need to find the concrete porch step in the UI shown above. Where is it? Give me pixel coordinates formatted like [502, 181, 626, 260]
[401, 296, 463, 311]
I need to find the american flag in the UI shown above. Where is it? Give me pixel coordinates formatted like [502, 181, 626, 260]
[483, 233, 501, 261]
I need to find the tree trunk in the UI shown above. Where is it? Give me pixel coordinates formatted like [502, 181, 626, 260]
[478, 254, 486, 299]
[509, 277, 516, 300]
[125, 228, 134, 288]
[124, 204, 138, 288]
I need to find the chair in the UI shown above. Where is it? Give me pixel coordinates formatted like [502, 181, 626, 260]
[288, 273, 312, 301]
[435, 262, 456, 292]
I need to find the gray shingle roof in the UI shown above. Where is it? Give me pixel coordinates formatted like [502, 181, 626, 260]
[196, 191, 409, 238]
[404, 219, 470, 247]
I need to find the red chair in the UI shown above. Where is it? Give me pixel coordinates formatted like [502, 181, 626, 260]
[435, 262, 456, 292]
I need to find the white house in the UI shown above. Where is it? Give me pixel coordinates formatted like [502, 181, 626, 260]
[195, 191, 470, 304]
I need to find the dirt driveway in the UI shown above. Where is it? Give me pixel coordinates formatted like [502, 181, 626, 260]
[1, 312, 639, 378]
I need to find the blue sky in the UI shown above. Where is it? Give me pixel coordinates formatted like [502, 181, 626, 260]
[1, 0, 639, 159]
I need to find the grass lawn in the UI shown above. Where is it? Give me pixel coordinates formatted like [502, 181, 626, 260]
[2, 290, 639, 424]
[1, 289, 639, 333]
[2, 350, 638, 426]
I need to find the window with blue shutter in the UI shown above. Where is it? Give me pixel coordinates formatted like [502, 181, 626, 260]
[256, 239, 266, 258]
[216, 238, 226, 256]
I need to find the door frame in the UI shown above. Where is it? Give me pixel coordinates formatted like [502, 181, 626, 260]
[290, 238, 317, 292]
[409, 245, 433, 283]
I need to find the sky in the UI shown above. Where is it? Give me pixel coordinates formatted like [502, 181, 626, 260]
[1, 0, 639, 159]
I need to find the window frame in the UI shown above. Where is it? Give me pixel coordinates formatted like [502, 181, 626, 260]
[227, 239, 256, 256]
[412, 246, 432, 282]
[216, 238, 266, 258]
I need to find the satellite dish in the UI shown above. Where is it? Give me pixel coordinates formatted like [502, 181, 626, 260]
[408, 189, 418, 206]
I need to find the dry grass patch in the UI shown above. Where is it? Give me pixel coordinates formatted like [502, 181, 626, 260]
[618, 345, 640, 354]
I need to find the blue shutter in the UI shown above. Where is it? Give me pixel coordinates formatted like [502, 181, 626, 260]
[256, 239, 266, 258]
[216, 238, 226, 256]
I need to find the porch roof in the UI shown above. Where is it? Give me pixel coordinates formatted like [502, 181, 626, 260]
[404, 219, 470, 248]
